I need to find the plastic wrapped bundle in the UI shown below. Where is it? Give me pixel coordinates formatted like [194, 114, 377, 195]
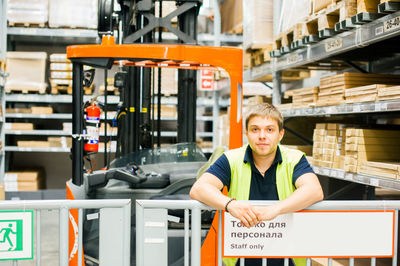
[48, 0, 98, 29]
[7, 0, 48, 26]
[243, 0, 273, 50]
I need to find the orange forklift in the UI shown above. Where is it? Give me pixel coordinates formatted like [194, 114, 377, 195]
[65, 0, 243, 265]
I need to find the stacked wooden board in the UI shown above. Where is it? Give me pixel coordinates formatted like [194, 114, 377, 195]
[344, 84, 391, 103]
[377, 85, 400, 101]
[4, 169, 45, 191]
[312, 123, 346, 169]
[287, 86, 319, 107]
[318, 73, 400, 106]
[344, 128, 400, 173]
[50, 53, 93, 94]
[359, 161, 400, 180]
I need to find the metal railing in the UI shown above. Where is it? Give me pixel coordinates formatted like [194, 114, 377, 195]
[0, 199, 131, 266]
[136, 200, 400, 266]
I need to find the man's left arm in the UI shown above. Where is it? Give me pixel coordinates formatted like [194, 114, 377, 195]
[254, 172, 324, 221]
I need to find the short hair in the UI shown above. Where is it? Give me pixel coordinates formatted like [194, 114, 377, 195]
[245, 103, 284, 131]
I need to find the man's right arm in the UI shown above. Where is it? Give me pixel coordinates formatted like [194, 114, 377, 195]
[190, 173, 259, 228]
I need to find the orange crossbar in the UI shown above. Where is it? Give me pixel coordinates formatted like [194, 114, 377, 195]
[67, 36, 244, 149]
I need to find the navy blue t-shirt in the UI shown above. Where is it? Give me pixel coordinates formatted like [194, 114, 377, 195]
[205, 145, 314, 266]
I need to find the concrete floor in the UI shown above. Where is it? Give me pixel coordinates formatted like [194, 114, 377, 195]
[0, 210, 59, 266]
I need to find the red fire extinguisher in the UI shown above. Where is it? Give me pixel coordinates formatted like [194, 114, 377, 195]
[85, 103, 101, 152]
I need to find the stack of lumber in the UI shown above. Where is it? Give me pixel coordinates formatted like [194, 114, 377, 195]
[288, 86, 319, 107]
[50, 54, 93, 94]
[99, 78, 119, 95]
[317, 73, 400, 106]
[344, 128, 400, 173]
[377, 85, 400, 101]
[6, 107, 53, 114]
[50, 54, 73, 94]
[4, 169, 45, 191]
[312, 123, 346, 169]
[344, 84, 391, 103]
[5, 123, 34, 131]
[359, 161, 400, 180]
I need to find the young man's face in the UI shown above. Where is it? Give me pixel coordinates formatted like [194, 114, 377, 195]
[245, 115, 284, 157]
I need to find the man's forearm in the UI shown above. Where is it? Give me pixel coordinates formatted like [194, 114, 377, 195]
[190, 182, 230, 210]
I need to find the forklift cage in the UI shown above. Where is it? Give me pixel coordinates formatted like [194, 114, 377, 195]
[136, 199, 400, 266]
[67, 36, 244, 186]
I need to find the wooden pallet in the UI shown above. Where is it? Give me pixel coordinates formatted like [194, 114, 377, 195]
[8, 22, 46, 28]
[51, 85, 93, 95]
[5, 86, 46, 94]
[227, 23, 243, 35]
[248, 45, 273, 67]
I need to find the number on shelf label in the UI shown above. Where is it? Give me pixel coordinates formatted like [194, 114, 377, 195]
[325, 38, 343, 52]
[370, 178, 379, 187]
[375, 26, 384, 36]
[287, 54, 299, 65]
[384, 16, 400, 33]
[338, 171, 345, 179]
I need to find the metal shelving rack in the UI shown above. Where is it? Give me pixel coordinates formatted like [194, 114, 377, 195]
[0, 0, 7, 183]
[243, 7, 400, 193]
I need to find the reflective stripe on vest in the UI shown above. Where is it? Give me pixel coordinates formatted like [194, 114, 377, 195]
[223, 145, 306, 266]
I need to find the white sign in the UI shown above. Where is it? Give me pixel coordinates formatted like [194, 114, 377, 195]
[0, 211, 33, 260]
[223, 210, 394, 258]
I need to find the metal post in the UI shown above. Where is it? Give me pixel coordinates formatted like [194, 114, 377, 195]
[240, 258, 245, 266]
[371, 258, 376, 266]
[393, 210, 399, 266]
[284, 258, 289, 266]
[272, 71, 282, 106]
[262, 258, 267, 266]
[218, 211, 223, 266]
[328, 258, 333, 266]
[123, 203, 131, 266]
[184, 209, 189, 266]
[136, 202, 144, 266]
[191, 207, 201, 266]
[72, 63, 84, 185]
[349, 258, 354, 266]
[36, 210, 41, 266]
[78, 209, 83, 266]
[59, 208, 69, 266]
[306, 258, 312, 266]
[212, 0, 221, 150]
[104, 69, 108, 166]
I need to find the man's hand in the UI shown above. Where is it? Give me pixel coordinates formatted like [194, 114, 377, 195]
[253, 205, 281, 221]
[227, 200, 259, 228]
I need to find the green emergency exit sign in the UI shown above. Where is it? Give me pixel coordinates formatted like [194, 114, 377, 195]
[0, 211, 33, 260]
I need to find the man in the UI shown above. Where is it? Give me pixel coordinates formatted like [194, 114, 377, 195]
[190, 103, 324, 266]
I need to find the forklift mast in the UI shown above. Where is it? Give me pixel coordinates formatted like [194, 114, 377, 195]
[99, 0, 202, 155]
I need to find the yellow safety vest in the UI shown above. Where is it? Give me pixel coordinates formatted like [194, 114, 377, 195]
[223, 144, 306, 266]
